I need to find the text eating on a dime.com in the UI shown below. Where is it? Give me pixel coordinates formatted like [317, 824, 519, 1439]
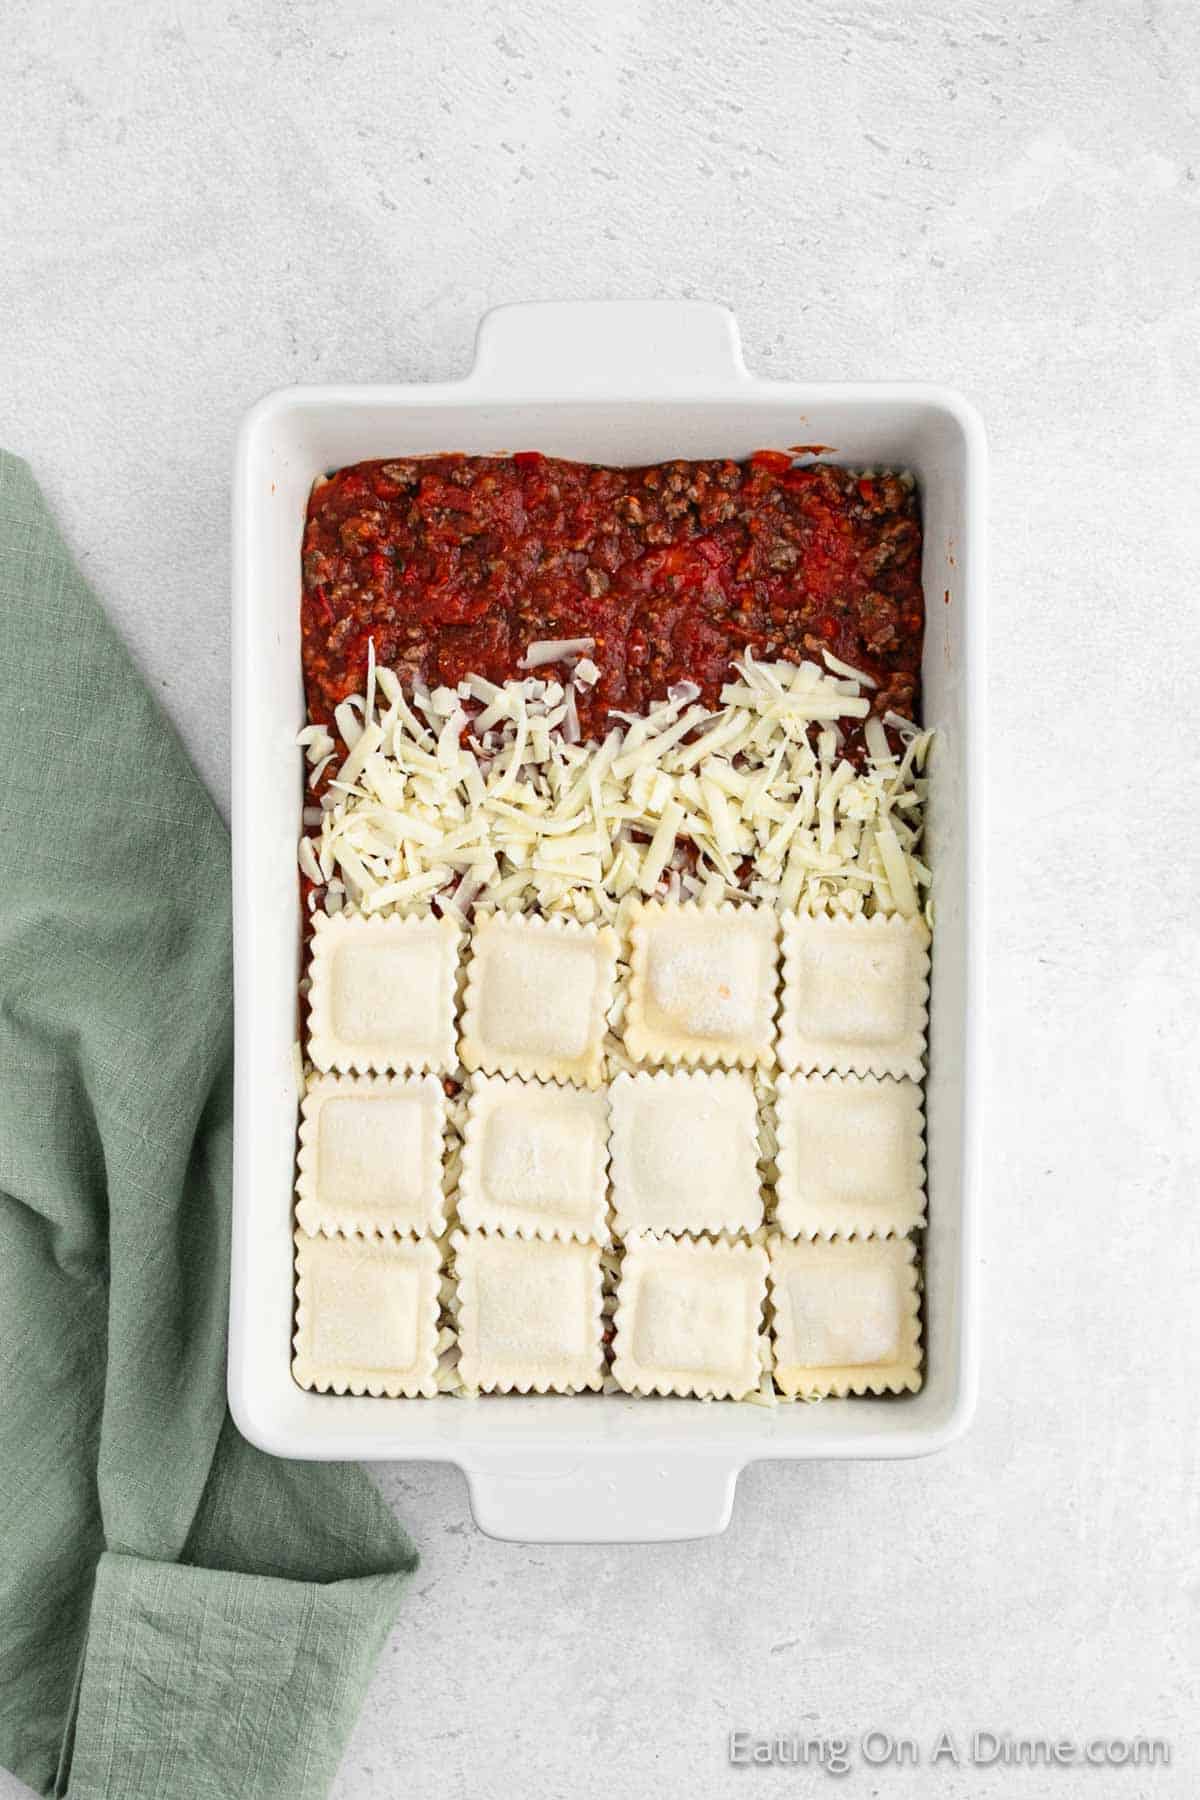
[727, 1728, 1171, 1777]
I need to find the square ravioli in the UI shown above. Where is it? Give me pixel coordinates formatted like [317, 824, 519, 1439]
[458, 1075, 609, 1243]
[612, 1234, 768, 1400]
[295, 1074, 446, 1238]
[609, 1070, 762, 1236]
[307, 911, 460, 1074]
[625, 901, 779, 1069]
[459, 912, 616, 1087]
[769, 1236, 922, 1397]
[778, 912, 929, 1079]
[453, 1232, 604, 1393]
[773, 1073, 925, 1239]
[292, 1231, 441, 1397]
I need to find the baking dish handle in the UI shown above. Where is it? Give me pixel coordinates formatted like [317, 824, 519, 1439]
[461, 1452, 741, 1543]
[467, 299, 750, 397]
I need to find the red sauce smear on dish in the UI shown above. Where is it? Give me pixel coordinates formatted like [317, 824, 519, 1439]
[300, 452, 923, 754]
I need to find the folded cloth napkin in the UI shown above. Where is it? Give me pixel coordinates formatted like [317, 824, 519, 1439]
[0, 453, 417, 1800]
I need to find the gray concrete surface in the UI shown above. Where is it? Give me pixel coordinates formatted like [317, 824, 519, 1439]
[2, 1, 1198, 1795]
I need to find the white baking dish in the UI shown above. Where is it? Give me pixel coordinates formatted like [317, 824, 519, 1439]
[229, 300, 985, 1542]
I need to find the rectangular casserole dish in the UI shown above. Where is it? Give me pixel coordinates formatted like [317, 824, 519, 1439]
[229, 299, 986, 1542]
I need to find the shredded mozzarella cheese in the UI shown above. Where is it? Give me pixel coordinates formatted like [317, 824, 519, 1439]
[519, 637, 595, 669]
[296, 647, 932, 925]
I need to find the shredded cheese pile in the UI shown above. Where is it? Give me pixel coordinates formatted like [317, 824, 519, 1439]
[296, 644, 933, 927]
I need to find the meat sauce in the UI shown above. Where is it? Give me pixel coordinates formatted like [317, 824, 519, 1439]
[300, 452, 923, 753]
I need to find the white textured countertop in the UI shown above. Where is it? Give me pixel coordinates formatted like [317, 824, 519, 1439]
[3, 2, 1199, 1795]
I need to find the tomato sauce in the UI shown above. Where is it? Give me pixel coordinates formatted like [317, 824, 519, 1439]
[300, 453, 923, 754]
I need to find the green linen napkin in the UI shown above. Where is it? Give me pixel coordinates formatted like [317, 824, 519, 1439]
[0, 452, 417, 1800]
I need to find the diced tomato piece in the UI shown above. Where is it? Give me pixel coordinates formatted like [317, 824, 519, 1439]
[750, 449, 793, 474]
